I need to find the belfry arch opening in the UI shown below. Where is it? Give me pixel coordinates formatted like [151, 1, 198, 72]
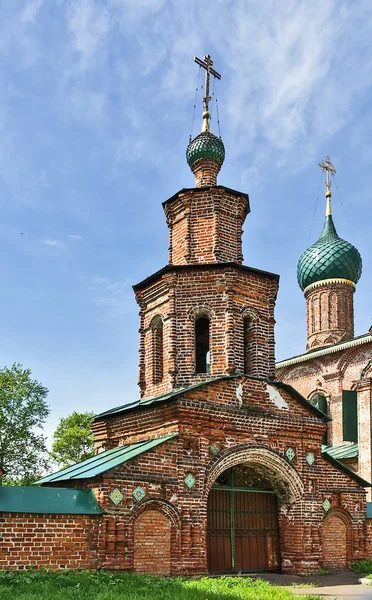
[207, 464, 282, 573]
[195, 316, 210, 373]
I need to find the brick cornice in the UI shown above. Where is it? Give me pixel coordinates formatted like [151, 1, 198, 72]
[133, 262, 280, 292]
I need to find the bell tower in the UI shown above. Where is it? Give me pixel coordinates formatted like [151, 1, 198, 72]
[133, 55, 279, 399]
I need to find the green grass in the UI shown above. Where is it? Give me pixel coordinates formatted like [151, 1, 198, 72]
[0, 570, 323, 600]
[352, 559, 372, 575]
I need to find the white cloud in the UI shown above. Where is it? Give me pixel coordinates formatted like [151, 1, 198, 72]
[21, 0, 43, 24]
[87, 276, 135, 316]
[68, 234, 82, 241]
[43, 239, 65, 249]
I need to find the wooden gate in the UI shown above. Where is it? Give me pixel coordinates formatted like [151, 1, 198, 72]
[207, 474, 280, 573]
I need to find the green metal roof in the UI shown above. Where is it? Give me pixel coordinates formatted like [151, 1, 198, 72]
[322, 443, 359, 460]
[0, 486, 101, 514]
[322, 452, 370, 487]
[367, 502, 372, 518]
[297, 214, 362, 291]
[35, 433, 178, 484]
[186, 131, 225, 169]
[95, 375, 239, 419]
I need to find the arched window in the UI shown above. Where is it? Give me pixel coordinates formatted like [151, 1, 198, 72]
[151, 316, 163, 384]
[195, 316, 210, 374]
[243, 316, 254, 374]
[311, 393, 328, 445]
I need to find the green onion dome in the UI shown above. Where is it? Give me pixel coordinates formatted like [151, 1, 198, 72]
[186, 131, 225, 170]
[297, 214, 362, 291]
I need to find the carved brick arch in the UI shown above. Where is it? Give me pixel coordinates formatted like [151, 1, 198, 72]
[241, 307, 260, 322]
[337, 347, 372, 378]
[130, 499, 181, 575]
[187, 304, 216, 321]
[276, 359, 323, 385]
[204, 445, 304, 504]
[322, 507, 352, 569]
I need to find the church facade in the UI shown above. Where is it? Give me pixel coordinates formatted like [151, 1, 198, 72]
[1, 60, 372, 575]
[276, 157, 372, 499]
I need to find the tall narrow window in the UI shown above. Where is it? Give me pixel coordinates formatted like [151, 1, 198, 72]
[311, 393, 328, 445]
[243, 317, 253, 374]
[195, 316, 210, 373]
[342, 390, 358, 443]
[151, 317, 163, 384]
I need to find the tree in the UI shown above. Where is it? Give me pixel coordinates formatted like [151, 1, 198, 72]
[0, 363, 50, 485]
[51, 411, 95, 468]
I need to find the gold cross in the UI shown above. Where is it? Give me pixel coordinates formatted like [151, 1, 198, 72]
[194, 54, 221, 132]
[319, 156, 336, 190]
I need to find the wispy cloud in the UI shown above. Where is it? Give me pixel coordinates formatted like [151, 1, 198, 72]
[43, 239, 65, 249]
[68, 234, 82, 241]
[87, 276, 135, 316]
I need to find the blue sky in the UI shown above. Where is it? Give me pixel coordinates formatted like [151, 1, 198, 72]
[1, 0, 372, 444]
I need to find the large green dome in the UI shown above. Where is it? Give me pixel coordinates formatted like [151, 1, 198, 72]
[297, 214, 362, 291]
[186, 131, 225, 169]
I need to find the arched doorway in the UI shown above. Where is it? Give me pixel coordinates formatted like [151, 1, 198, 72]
[207, 465, 280, 573]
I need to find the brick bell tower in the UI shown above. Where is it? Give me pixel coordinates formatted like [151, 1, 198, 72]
[133, 55, 279, 399]
[297, 157, 362, 351]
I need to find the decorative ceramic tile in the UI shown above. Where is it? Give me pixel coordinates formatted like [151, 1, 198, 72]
[210, 443, 220, 456]
[306, 452, 315, 466]
[286, 447, 295, 461]
[132, 486, 146, 502]
[322, 498, 331, 512]
[109, 488, 123, 505]
[184, 473, 196, 489]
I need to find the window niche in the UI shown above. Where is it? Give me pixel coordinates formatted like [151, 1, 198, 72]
[151, 316, 164, 384]
[195, 316, 210, 374]
[311, 393, 328, 445]
[243, 314, 257, 375]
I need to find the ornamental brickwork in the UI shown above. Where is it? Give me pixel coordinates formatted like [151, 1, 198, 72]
[276, 336, 372, 498]
[305, 280, 355, 350]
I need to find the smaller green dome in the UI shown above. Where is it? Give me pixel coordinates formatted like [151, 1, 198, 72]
[186, 131, 225, 169]
[297, 215, 362, 291]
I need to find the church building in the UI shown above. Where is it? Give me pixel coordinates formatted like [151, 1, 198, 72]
[1, 57, 372, 575]
[276, 157, 372, 498]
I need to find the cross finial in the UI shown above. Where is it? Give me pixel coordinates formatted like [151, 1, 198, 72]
[194, 55, 221, 133]
[318, 156, 336, 215]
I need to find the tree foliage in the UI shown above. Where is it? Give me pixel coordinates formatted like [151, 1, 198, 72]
[51, 411, 95, 468]
[0, 363, 50, 485]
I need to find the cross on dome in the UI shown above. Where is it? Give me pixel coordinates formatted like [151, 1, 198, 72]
[194, 55, 221, 132]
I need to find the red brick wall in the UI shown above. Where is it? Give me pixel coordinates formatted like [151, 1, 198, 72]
[276, 339, 372, 495]
[163, 187, 248, 266]
[133, 510, 171, 575]
[90, 376, 369, 575]
[136, 266, 278, 398]
[190, 158, 221, 188]
[305, 280, 355, 350]
[322, 512, 348, 569]
[0, 513, 99, 570]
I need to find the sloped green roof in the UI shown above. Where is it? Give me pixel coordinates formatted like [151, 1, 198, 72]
[35, 433, 178, 484]
[186, 131, 225, 169]
[96, 375, 239, 419]
[322, 443, 358, 460]
[322, 451, 370, 487]
[297, 214, 362, 291]
[0, 486, 101, 514]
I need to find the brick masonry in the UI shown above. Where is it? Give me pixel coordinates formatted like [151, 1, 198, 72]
[304, 280, 355, 350]
[276, 337, 372, 498]
[0, 514, 99, 570]
[2, 149, 371, 575]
